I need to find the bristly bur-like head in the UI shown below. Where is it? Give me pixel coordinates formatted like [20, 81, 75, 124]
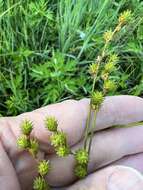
[50, 131, 67, 148]
[75, 149, 89, 165]
[119, 10, 132, 25]
[17, 135, 30, 149]
[29, 139, 39, 156]
[38, 160, 50, 176]
[21, 119, 33, 135]
[103, 80, 116, 92]
[56, 145, 70, 157]
[89, 63, 99, 76]
[91, 91, 104, 109]
[103, 29, 113, 43]
[74, 164, 87, 179]
[33, 177, 49, 190]
[45, 116, 58, 132]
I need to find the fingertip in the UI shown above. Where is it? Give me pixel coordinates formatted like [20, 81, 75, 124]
[107, 166, 143, 190]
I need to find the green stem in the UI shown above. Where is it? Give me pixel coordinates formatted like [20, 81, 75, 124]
[84, 107, 92, 149]
[87, 109, 97, 154]
[113, 121, 143, 128]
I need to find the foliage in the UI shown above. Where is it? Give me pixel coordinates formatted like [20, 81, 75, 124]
[0, 0, 143, 116]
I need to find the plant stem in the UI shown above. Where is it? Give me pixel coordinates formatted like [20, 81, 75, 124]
[87, 109, 97, 154]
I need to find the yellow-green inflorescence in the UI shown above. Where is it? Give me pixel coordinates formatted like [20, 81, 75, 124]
[17, 119, 51, 190]
[45, 116, 70, 157]
[74, 149, 89, 178]
[45, 117, 89, 178]
[21, 119, 33, 135]
[91, 91, 104, 110]
[38, 160, 50, 176]
[17, 135, 30, 149]
[74, 164, 87, 178]
[45, 116, 58, 132]
[33, 177, 50, 190]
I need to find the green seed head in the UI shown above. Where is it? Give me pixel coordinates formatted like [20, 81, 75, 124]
[50, 132, 67, 147]
[56, 146, 70, 157]
[101, 71, 109, 81]
[119, 10, 132, 24]
[89, 63, 98, 76]
[33, 177, 49, 190]
[74, 164, 87, 179]
[104, 62, 116, 73]
[108, 54, 119, 64]
[104, 80, 116, 92]
[45, 116, 58, 132]
[38, 160, 50, 176]
[29, 139, 39, 156]
[103, 29, 113, 42]
[75, 149, 89, 165]
[21, 119, 33, 135]
[91, 91, 104, 109]
[17, 135, 30, 149]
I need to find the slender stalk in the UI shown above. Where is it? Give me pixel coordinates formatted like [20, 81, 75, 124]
[113, 121, 143, 128]
[84, 21, 123, 156]
[87, 110, 97, 154]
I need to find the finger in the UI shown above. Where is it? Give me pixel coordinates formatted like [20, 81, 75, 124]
[46, 124, 143, 186]
[0, 141, 20, 190]
[5, 95, 143, 153]
[113, 152, 143, 173]
[66, 166, 143, 190]
[0, 119, 37, 190]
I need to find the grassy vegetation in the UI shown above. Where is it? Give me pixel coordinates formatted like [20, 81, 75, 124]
[0, 0, 143, 116]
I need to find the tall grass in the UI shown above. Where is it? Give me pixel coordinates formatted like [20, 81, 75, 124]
[0, 0, 143, 116]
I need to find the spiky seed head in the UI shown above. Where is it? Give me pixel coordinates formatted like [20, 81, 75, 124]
[50, 132, 67, 147]
[119, 10, 132, 24]
[33, 177, 49, 190]
[89, 63, 98, 76]
[75, 149, 89, 164]
[21, 119, 33, 135]
[38, 160, 50, 176]
[17, 135, 30, 149]
[56, 146, 70, 157]
[45, 116, 58, 132]
[108, 54, 119, 64]
[74, 164, 87, 178]
[104, 80, 116, 92]
[29, 139, 39, 156]
[101, 71, 109, 81]
[104, 62, 116, 73]
[91, 91, 104, 109]
[103, 29, 113, 42]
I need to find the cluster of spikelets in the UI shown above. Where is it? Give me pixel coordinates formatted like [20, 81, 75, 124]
[45, 117, 89, 178]
[89, 10, 132, 110]
[83, 10, 132, 160]
[17, 10, 132, 190]
[45, 117, 70, 157]
[17, 117, 89, 190]
[17, 120, 50, 190]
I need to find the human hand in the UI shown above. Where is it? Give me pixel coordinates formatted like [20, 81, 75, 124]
[0, 95, 143, 190]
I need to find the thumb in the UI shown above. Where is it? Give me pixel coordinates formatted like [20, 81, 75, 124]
[66, 166, 143, 190]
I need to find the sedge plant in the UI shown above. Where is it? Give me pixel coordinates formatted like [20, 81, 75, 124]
[17, 10, 143, 190]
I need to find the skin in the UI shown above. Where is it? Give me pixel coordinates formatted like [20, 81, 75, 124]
[0, 95, 143, 189]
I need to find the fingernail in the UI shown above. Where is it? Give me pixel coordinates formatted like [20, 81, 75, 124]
[107, 166, 143, 190]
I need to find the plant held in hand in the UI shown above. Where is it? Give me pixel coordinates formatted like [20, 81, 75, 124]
[17, 10, 136, 190]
